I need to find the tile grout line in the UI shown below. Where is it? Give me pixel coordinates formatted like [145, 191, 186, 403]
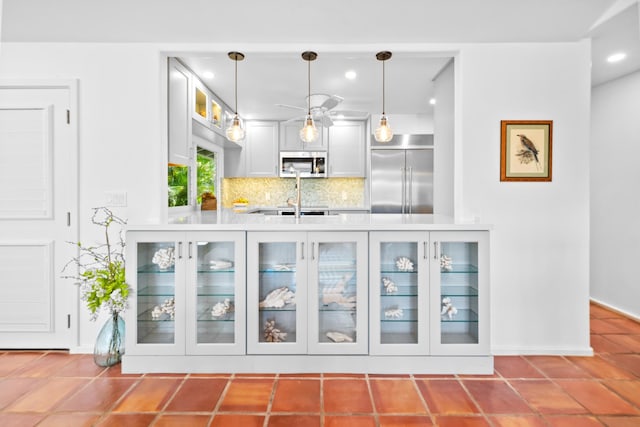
[262, 373, 279, 427]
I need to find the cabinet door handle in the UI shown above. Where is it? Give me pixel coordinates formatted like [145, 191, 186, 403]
[188, 241, 193, 259]
[178, 242, 183, 259]
[311, 242, 315, 260]
[301, 242, 305, 260]
[424, 241, 428, 259]
[433, 241, 438, 260]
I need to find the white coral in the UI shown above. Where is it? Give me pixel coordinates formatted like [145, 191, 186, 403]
[151, 297, 175, 320]
[441, 297, 458, 320]
[264, 319, 287, 342]
[440, 254, 453, 271]
[326, 331, 354, 342]
[395, 256, 414, 272]
[259, 287, 296, 308]
[321, 273, 356, 308]
[211, 298, 233, 318]
[152, 247, 175, 270]
[382, 277, 398, 294]
[384, 307, 404, 319]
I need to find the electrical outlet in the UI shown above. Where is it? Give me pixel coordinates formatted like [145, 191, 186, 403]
[105, 191, 127, 207]
[341, 191, 347, 201]
[265, 192, 271, 201]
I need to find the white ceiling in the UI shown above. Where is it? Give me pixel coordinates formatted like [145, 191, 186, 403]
[2, 0, 639, 119]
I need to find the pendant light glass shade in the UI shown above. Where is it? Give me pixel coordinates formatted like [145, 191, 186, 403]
[225, 51, 246, 143]
[374, 51, 393, 143]
[300, 51, 319, 144]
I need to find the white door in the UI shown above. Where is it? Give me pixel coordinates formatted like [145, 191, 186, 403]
[0, 82, 78, 348]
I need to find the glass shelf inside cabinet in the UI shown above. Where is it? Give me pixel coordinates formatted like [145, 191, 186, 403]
[258, 242, 298, 344]
[439, 241, 480, 345]
[379, 241, 419, 345]
[317, 241, 359, 344]
[136, 242, 176, 345]
[196, 241, 237, 345]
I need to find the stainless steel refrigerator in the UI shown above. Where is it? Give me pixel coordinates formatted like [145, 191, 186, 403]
[371, 135, 434, 214]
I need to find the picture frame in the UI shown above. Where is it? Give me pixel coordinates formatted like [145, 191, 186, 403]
[500, 120, 553, 182]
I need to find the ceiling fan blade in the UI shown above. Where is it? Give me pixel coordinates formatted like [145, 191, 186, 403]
[275, 103, 306, 111]
[320, 95, 344, 111]
[329, 110, 370, 119]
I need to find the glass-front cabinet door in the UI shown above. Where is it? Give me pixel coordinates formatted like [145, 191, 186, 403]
[308, 232, 368, 354]
[430, 231, 489, 355]
[126, 232, 185, 356]
[185, 231, 245, 355]
[370, 232, 429, 355]
[247, 232, 308, 354]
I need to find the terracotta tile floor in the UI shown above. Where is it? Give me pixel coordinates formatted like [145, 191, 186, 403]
[1, 302, 639, 426]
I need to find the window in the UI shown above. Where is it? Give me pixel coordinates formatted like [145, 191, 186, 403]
[197, 148, 217, 204]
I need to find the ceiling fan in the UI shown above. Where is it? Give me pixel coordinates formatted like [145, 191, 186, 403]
[276, 93, 369, 127]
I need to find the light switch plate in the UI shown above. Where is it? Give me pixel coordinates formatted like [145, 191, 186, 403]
[105, 191, 127, 207]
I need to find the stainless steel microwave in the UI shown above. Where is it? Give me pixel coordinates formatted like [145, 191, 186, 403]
[279, 151, 327, 178]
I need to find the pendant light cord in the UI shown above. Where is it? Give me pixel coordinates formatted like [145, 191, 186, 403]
[234, 58, 238, 115]
[382, 59, 386, 115]
[307, 58, 311, 115]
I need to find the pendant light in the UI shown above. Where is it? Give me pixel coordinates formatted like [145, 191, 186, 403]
[374, 51, 394, 143]
[299, 51, 319, 144]
[226, 51, 246, 143]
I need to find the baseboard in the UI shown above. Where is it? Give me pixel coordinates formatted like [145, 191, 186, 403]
[69, 345, 93, 354]
[590, 298, 640, 322]
[491, 345, 594, 356]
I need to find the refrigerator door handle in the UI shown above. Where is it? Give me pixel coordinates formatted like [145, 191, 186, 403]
[408, 167, 413, 214]
[401, 167, 406, 214]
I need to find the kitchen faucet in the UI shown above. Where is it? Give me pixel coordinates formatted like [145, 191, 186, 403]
[286, 168, 302, 218]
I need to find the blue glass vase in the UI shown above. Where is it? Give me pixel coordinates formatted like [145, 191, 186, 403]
[94, 311, 125, 367]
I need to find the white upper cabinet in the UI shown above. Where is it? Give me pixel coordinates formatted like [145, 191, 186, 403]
[280, 121, 328, 152]
[328, 121, 366, 177]
[168, 58, 191, 166]
[225, 121, 279, 178]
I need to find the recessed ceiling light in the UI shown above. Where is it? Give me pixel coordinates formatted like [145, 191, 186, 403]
[345, 70, 357, 80]
[429, 98, 436, 105]
[607, 52, 627, 63]
[202, 71, 215, 79]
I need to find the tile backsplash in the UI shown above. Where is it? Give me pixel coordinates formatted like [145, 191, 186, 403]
[222, 178, 365, 208]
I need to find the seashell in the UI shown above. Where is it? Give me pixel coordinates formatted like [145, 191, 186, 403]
[151, 305, 163, 319]
[211, 298, 233, 318]
[209, 260, 233, 270]
[395, 256, 414, 272]
[384, 307, 404, 319]
[440, 254, 453, 271]
[259, 286, 296, 308]
[326, 331, 354, 342]
[264, 319, 287, 342]
[382, 277, 398, 294]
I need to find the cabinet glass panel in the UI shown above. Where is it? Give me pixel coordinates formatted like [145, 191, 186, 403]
[439, 242, 479, 344]
[379, 242, 419, 344]
[316, 242, 358, 344]
[257, 242, 298, 344]
[195, 87, 207, 119]
[196, 241, 236, 344]
[136, 242, 176, 344]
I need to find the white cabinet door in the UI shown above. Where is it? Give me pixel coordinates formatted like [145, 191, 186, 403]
[280, 121, 328, 151]
[168, 58, 192, 166]
[247, 231, 308, 354]
[370, 232, 430, 355]
[328, 121, 366, 177]
[429, 231, 490, 355]
[245, 121, 279, 177]
[185, 231, 246, 355]
[307, 232, 368, 354]
[125, 231, 186, 356]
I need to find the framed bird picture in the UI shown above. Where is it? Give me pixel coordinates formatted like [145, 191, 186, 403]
[500, 120, 553, 181]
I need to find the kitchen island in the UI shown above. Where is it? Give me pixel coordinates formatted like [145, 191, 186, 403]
[123, 211, 491, 374]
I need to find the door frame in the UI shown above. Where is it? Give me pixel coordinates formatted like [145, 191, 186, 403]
[0, 79, 79, 349]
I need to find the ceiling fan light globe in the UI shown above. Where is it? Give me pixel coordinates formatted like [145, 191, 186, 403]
[375, 115, 393, 143]
[300, 115, 319, 143]
[226, 115, 246, 142]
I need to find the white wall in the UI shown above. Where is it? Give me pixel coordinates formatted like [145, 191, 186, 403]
[433, 59, 454, 216]
[458, 42, 592, 354]
[591, 70, 640, 320]
[0, 41, 592, 354]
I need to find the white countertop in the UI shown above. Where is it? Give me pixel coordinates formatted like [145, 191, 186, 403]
[127, 209, 490, 232]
